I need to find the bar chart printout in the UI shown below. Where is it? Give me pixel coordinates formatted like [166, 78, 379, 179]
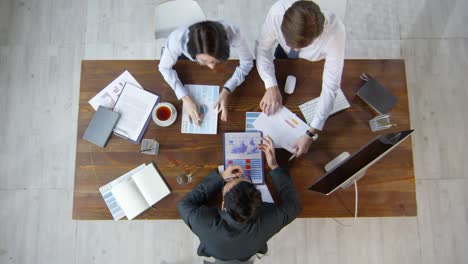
[223, 132, 264, 184]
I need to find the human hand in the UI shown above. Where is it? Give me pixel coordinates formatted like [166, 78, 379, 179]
[213, 88, 229, 122]
[257, 135, 279, 170]
[182, 95, 202, 126]
[292, 134, 313, 158]
[260, 86, 282, 115]
[221, 165, 244, 181]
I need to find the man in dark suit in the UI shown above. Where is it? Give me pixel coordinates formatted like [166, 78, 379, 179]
[178, 136, 302, 263]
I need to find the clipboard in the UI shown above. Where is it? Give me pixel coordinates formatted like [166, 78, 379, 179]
[223, 131, 265, 185]
[112, 82, 160, 144]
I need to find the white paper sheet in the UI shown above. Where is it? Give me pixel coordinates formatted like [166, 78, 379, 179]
[253, 106, 310, 153]
[181, 84, 219, 134]
[245, 112, 261, 132]
[132, 164, 171, 206]
[113, 83, 158, 141]
[256, 184, 274, 204]
[89, 70, 143, 110]
[112, 177, 149, 220]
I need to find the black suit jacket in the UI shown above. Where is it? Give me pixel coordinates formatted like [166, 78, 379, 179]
[177, 167, 302, 261]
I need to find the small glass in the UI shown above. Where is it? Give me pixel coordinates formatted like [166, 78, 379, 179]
[369, 114, 396, 132]
[140, 138, 159, 155]
[176, 173, 192, 185]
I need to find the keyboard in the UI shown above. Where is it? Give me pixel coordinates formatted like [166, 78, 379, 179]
[299, 89, 350, 125]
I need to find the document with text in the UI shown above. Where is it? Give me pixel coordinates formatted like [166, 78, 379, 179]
[113, 83, 159, 142]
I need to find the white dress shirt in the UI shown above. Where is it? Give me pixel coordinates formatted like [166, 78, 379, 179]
[158, 21, 254, 100]
[256, 0, 346, 130]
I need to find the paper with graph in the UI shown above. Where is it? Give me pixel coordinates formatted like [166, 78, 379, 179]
[181, 84, 219, 134]
[253, 106, 310, 153]
[223, 132, 264, 184]
[89, 70, 143, 110]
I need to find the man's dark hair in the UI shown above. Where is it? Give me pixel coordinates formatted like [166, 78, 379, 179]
[224, 181, 262, 223]
[281, 1, 325, 48]
[187, 21, 230, 61]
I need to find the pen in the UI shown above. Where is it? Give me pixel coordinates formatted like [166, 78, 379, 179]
[140, 148, 154, 152]
[288, 154, 295, 161]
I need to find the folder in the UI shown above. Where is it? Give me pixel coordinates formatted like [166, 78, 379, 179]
[112, 83, 160, 144]
[83, 106, 120, 147]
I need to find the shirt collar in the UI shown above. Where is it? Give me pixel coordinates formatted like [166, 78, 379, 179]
[182, 28, 196, 61]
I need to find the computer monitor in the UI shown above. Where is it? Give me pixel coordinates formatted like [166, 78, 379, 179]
[308, 130, 414, 195]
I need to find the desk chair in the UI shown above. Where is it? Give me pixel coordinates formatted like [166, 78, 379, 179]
[154, 0, 207, 57]
[203, 259, 254, 264]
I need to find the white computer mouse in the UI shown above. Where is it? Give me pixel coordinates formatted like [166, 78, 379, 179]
[284, 75, 296, 94]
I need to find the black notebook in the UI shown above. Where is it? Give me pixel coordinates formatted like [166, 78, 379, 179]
[357, 77, 397, 114]
[83, 106, 120, 147]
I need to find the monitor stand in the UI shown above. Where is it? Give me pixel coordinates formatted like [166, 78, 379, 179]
[324, 152, 367, 189]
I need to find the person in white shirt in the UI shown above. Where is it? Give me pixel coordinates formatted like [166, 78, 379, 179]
[256, 0, 345, 157]
[159, 21, 254, 124]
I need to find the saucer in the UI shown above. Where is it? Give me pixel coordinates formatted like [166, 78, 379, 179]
[152, 102, 177, 127]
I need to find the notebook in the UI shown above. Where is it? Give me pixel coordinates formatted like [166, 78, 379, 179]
[111, 163, 171, 220]
[112, 83, 160, 143]
[99, 164, 147, 220]
[357, 77, 397, 114]
[83, 106, 120, 147]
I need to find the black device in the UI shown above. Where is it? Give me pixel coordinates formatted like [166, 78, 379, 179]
[308, 130, 414, 195]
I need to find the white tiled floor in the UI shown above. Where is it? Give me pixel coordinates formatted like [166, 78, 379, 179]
[0, 0, 467, 263]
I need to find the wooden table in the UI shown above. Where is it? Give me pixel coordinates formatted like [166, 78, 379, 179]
[73, 59, 416, 220]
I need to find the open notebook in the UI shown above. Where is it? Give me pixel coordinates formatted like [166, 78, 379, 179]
[111, 163, 171, 220]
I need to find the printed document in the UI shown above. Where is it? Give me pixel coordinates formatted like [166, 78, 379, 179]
[89, 70, 143, 110]
[181, 84, 219, 134]
[224, 132, 264, 184]
[253, 106, 309, 153]
[113, 83, 158, 142]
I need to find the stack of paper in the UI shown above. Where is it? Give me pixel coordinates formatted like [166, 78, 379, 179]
[87, 70, 157, 144]
[89, 70, 143, 110]
[112, 83, 159, 143]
